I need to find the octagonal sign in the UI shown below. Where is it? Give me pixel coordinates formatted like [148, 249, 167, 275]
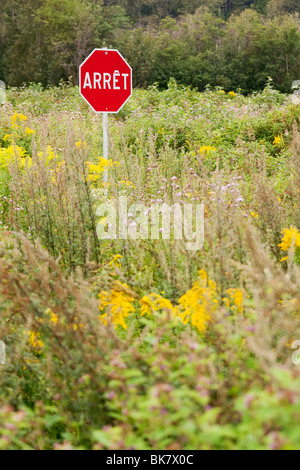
[79, 49, 132, 113]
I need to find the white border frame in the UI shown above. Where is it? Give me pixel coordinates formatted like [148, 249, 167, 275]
[79, 48, 133, 114]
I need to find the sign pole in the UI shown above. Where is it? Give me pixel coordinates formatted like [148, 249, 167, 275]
[79, 48, 132, 185]
[103, 112, 108, 184]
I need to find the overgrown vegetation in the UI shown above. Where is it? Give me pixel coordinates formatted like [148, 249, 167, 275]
[1, 82, 300, 449]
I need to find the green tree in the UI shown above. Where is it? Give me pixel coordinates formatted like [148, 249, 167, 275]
[1, 0, 129, 86]
[121, 27, 159, 87]
[267, 0, 300, 15]
[1, 0, 45, 85]
[223, 9, 300, 92]
[147, 9, 225, 89]
[34, 0, 102, 84]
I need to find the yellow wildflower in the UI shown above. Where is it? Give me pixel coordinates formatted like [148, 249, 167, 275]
[72, 317, 84, 330]
[108, 254, 123, 269]
[0, 145, 31, 170]
[99, 282, 135, 330]
[279, 226, 300, 251]
[140, 294, 174, 317]
[24, 331, 44, 350]
[38, 145, 58, 165]
[76, 140, 87, 149]
[176, 270, 218, 332]
[223, 288, 244, 314]
[50, 160, 66, 183]
[273, 135, 284, 147]
[46, 308, 58, 325]
[11, 113, 28, 129]
[118, 180, 136, 189]
[85, 157, 118, 182]
[199, 145, 216, 157]
[25, 127, 35, 136]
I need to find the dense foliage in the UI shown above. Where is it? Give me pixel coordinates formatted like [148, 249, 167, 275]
[1, 1, 300, 92]
[1, 82, 300, 449]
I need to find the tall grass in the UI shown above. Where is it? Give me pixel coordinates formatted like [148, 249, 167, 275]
[0, 82, 300, 449]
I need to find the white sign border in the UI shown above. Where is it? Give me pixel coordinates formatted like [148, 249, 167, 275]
[79, 48, 133, 114]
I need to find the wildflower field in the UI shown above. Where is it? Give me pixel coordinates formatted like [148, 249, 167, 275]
[1, 80, 300, 450]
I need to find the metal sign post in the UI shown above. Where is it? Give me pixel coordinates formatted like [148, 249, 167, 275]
[103, 112, 108, 184]
[79, 48, 132, 187]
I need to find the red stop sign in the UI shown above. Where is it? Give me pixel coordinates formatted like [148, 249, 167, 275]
[79, 49, 132, 113]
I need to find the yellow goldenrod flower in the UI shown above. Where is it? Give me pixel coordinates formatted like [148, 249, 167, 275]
[25, 127, 35, 136]
[273, 135, 284, 147]
[108, 254, 123, 269]
[176, 270, 218, 332]
[24, 330, 44, 350]
[38, 145, 59, 165]
[76, 140, 87, 149]
[223, 288, 244, 314]
[11, 112, 28, 129]
[199, 145, 217, 157]
[97, 271, 246, 333]
[118, 180, 136, 189]
[99, 282, 135, 330]
[46, 308, 58, 325]
[85, 158, 118, 183]
[279, 226, 300, 251]
[140, 294, 175, 317]
[72, 317, 84, 330]
[0, 145, 31, 170]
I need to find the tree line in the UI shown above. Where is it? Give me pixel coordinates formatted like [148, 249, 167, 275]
[1, 0, 300, 92]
